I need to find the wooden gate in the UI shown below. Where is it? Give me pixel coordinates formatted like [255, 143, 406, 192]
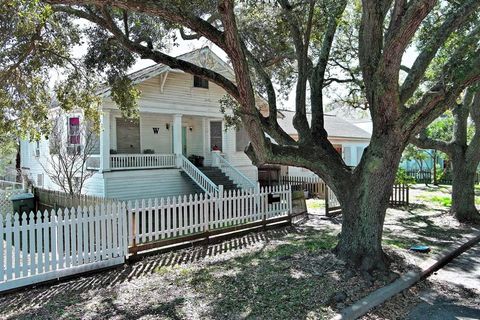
[325, 183, 410, 216]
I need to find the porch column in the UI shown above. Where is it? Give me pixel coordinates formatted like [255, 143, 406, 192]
[173, 114, 182, 167]
[99, 109, 111, 172]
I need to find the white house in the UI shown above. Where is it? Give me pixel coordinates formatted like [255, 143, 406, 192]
[276, 110, 371, 178]
[20, 48, 262, 200]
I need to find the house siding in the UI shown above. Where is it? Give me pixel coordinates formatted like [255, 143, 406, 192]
[103, 169, 199, 201]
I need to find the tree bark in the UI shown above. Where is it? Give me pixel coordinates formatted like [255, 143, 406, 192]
[450, 150, 480, 223]
[334, 134, 404, 271]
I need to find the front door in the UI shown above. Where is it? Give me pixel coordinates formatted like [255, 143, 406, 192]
[210, 121, 223, 151]
[116, 118, 140, 154]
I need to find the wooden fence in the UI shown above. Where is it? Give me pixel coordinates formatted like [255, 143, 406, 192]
[325, 183, 410, 216]
[34, 188, 116, 211]
[390, 184, 409, 206]
[280, 176, 326, 198]
[1, 185, 294, 292]
[0, 203, 127, 292]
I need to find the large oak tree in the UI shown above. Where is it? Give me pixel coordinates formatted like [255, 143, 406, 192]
[413, 87, 480, 223]
[4, 0, 480, 271]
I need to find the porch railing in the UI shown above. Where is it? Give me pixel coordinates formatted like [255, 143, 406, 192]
[180, 155, 219, 196]
[212, 152, 257, 190]
[110, 154, 176, 170]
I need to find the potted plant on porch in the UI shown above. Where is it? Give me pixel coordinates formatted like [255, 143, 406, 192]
[188, 154, 204, 167]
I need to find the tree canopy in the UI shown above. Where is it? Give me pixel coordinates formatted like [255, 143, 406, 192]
[3, 0, 480, 270]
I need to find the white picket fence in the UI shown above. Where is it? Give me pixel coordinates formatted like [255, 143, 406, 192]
[0, 185, 292, 292]
[0, 204, 127, 292]
[127, 185, 292, 248]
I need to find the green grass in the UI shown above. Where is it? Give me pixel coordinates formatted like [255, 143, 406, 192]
[307, 199, 325, 209]
[417, 194, 452, 207]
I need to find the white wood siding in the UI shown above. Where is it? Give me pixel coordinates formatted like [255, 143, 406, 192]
[103, 169, 199, 201]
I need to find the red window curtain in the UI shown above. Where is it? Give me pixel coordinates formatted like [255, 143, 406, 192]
[69, 117, 80, 144]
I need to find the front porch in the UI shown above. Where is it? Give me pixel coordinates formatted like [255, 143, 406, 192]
[92, 110, 225, 172]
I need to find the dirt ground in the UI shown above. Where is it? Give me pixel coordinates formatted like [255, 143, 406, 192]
[0, 184, 478, 320]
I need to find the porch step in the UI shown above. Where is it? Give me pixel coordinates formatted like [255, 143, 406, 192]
[198, 167, 239, 191]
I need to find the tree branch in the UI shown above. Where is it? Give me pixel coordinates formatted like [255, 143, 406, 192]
[310, 0, 347, 140]
[277, 0, 312, 143]
[53, 5, 240, 100]
[410, 131, 452, 155]
[403, 46, 480, 135]
[47, 0, 227, 50]
[400, 0, 480, 104]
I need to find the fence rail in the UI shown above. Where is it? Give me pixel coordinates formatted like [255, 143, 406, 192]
[1, 185, 294, 292]
[280, 176, 326, 198]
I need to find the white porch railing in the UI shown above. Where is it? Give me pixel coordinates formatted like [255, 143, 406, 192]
[110, 154, 176, 170]
[212, 152, 257, 190]
[180, 155, 219, 195]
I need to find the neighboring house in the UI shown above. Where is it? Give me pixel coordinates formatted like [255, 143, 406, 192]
[276, 110, 371, 178]
[20, 47, 261, 200]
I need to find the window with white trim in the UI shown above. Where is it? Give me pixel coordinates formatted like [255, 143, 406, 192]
[68, 117, 81, 145]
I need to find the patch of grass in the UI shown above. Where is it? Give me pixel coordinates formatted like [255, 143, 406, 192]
[307, 199, 325, 209]
[417, 194, 452, 207]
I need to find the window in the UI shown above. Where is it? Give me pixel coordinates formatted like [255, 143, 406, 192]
[193, 75, 209, 89]
[34, 141, 40, 157]
[37, 173, 44, 187]
[235, 126, 250, 152]
[357, 146, 365, 164]
[68, 117, 81, 145]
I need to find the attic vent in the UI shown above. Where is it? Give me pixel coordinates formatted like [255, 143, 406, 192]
[193, 75, 209, 89]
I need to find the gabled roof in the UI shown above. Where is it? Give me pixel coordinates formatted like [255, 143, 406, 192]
[277, 110, 371, 140]
[97, 47, 235, 96]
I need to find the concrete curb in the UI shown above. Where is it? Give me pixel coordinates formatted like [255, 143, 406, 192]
[332, 231, 480, 320]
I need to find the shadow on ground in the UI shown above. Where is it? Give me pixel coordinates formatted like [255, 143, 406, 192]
[0, 225, 356, 319]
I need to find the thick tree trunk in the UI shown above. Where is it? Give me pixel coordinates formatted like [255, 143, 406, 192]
[334, 135, 403, 271]
[451, 153, 480, 222]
